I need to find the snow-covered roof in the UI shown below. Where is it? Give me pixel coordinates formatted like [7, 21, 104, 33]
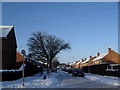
[29, 58, 47, 65]
[92, 52, 108, 61]
[76, 60, 82, 65]
[0, 26, 13, 37]
[69, 62, 73, 65]
[82, 58, 90, 64]
[73, 61, 76, 64]
[30, 58, 44, 64]
[69, 61, 77, 65]
[70, 61, 76, 65]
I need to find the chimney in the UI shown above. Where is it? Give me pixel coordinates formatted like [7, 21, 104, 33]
[90, 56, 92, 59]
[82, 58, 84, 62]
[108, 48, 111, 52]
[97, 52, 100, 56]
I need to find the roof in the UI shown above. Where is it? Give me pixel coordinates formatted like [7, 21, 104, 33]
[30, 58, 47, 65]
[16, 52, 25, 61]
[69, 61, 76, 65]
[0, 26, 13, 37]
[76, 60, 82, 65]
[82, 58, 90, 64]
[72, 61, 76, 64]
[92, 52, 108, 61]
[69, 63, 73, 65]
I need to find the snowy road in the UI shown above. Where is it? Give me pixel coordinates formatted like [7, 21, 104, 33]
[1, 69, 120, 88]
[56, 69, 119, 88]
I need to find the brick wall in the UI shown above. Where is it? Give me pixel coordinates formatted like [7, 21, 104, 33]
[104, 50, 120, 64]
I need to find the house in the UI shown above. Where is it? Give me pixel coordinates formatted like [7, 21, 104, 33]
[76, 59, 82, 68]
[16, 51, 25, 62]
[69, 61, 77, 67]
[79, 58, 86, 68]
[87, 56, 97, 65]
[81, 58, 89, 67]
[70, 48, 120, 68]
[69, 62, 73, 67]
[92, 48, 120, 64]
[69, 58, 87, 68]
[74, 60, 81, 68]
[75, 56, 96, 68]
[0, 26, 17, 69]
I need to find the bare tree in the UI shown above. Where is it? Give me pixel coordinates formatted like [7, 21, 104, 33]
[52, 57, 60, 68]
[27, 32, 71, 69]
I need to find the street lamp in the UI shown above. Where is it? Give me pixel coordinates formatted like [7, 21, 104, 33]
[21, 49, 26, 87]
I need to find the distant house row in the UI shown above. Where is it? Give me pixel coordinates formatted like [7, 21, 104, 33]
[69, 48, 120, 68]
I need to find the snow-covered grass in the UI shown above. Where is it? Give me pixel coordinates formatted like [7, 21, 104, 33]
[1, 70, 119, 88]
[2, 72, 59, 88]
[85, 73, 120, 86]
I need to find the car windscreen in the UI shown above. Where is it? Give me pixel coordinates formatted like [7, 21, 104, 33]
[74, 68, 82, 71]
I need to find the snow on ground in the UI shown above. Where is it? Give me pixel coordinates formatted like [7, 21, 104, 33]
[56, 70, 119, 88]
[2, 72, 59, 88]
[85, 73, 120, 86]
[1, 69, 120, 88]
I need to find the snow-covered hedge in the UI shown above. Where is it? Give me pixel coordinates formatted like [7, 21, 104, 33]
[1, 62, 41, 82]
[0, 64, 25, 72]
[1, 71, 22, 81]
[82, 64, 120, 77]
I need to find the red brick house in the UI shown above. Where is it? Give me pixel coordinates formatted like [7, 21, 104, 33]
[70, 48, 120, 68]
[80, 56, 97, 67]
[92, 48, 120, 64]
[16, 51, 25, 61]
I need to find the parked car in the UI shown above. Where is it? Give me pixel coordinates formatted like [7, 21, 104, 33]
[63, 66, 70, 72]
[72, 68, 85, 77]
[68, 67, 74, 74]
[51, 68, 58, 73]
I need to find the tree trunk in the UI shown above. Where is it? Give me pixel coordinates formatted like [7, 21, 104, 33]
[47, 58, 53, 78]
[49, 60, 52, 69]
